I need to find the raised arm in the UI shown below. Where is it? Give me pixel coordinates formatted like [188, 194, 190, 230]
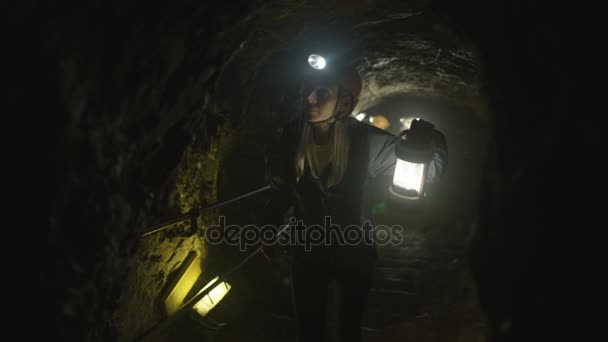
[424, 128, 448, 184]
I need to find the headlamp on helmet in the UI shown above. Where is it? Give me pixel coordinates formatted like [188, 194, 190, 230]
[304, 52, 362, 109]
[308, 54, 327, 70]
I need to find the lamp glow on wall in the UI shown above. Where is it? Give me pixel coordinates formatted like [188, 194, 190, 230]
[160, 251, 202, 316]
[159, 251, 232, 319]
[389, 119, 435, 201]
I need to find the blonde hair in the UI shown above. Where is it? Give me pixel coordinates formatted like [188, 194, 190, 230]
[294, 86, 355, 188]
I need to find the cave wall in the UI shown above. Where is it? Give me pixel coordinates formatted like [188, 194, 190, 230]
[9, 1, 267, 340]
[430, 0, 586, 340]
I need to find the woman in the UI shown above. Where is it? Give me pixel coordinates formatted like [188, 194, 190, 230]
[262, 65, 447, 341]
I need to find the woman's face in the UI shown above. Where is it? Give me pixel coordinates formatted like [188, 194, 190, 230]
[303, 82, 338, 123]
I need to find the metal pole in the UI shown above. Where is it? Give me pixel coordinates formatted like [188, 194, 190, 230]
[142, 185, 271, 237]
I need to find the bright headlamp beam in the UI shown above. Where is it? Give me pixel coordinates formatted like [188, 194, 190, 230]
[308, 54, 326, 70]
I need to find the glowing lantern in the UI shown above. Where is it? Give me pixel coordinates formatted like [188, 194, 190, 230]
[389, 119, 435, 201]
[192, 276, 232, 317]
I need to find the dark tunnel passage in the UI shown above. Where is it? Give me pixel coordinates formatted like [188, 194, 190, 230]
[6, 0, 591, 341]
